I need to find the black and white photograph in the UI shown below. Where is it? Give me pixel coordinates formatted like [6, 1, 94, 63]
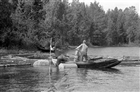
[0, 0, 140, 92]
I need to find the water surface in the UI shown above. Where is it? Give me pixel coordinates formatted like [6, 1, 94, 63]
[67, 47, 140, 57]
[0, 47, 140, 92]
[0, 65, 139, 92]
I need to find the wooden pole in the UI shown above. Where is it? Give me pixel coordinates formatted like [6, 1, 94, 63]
[49, 38, 52, 83]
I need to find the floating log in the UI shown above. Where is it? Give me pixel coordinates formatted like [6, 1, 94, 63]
[33, 59, 50, 66]
[58, 63, 77, 71]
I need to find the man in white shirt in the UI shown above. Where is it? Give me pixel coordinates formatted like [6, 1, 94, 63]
[76, 40, 88, 62]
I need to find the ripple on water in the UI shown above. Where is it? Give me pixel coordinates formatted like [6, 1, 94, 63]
[53, 66, 140, 92]
[0, 65, 139, 92]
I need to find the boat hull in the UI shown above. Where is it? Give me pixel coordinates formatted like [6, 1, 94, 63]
[76, 58, 121, 68]
[36, 44, 55, 53]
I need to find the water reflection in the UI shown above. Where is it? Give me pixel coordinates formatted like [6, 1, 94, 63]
[76, 68, 121, 80]
[76, 68, 88, 81]
[0, 66, 62, 92]
[0, 66, 123, 92]
[96, 68, 122, 74]
[0, 66, 139, 92]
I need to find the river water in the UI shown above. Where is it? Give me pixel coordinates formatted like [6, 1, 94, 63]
[0, 47, 140, 92]
[67, 47, 140, 57]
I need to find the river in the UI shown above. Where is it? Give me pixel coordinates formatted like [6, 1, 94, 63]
[0, 47, 140, 92]
[67, 47, 140, 57]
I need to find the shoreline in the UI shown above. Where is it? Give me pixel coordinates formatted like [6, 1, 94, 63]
[0, 44, 139, 54]
[0, 47, 139, 61]
[69, 45, 140, 49]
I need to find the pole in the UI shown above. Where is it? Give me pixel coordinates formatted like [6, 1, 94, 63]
[48, 38, 56, 92]
[49, 38, 52, 83]
[50, 38, 52, 61]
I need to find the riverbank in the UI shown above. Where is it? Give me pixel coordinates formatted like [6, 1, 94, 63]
[0, 47, 139, 60]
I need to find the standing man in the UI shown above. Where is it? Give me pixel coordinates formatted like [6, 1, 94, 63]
[76, 40, 88, 62]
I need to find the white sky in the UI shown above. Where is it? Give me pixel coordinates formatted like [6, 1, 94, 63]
[69, 0, 140, 15]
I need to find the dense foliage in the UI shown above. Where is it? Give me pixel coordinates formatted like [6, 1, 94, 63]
[0, 0, 139, 49]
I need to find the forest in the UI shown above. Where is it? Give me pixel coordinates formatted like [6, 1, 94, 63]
[0, 0, 140, 50]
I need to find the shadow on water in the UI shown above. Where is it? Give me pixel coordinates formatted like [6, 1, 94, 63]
[75, 68, 122, 81]
[97, 68, 122, 74]
[76, 68, 88, 80]
[56, 67, 123, 92]
[77, 67, 122, 74]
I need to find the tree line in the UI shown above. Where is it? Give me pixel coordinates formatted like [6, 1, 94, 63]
[0, 0, 140, 49]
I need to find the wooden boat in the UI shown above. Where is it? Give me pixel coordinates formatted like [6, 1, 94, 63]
[58, 57, 122, 69]
[76, 58, 121, 68]
[36, 44, 55, 53]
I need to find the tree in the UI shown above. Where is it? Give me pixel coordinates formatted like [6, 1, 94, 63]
[42, 0, 70, 47]
[11, 0, 46, 47]
[124, 6, 139, 44]
[87, 2, 106, 45]
[116, 9, 126, 44]
[1, 0, 140, 49]
[0, 0, 13, 47]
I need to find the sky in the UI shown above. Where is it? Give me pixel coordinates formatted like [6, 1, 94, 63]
[69, 0, 140, 15]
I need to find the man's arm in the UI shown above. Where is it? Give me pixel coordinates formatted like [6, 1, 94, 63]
[76, 44, 82, 50]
